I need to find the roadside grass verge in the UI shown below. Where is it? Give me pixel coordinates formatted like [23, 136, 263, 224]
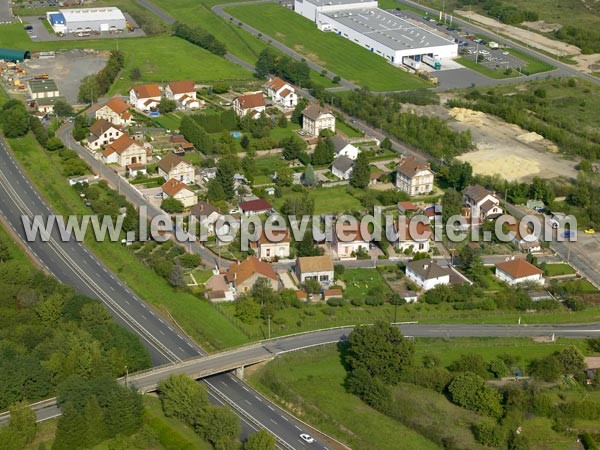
[504, 47, 555, 74]
[8, 133, 249, 351]
[544, 262, 576, 277]
[224, 3, 431, 91]
[456, 56, 518, 79]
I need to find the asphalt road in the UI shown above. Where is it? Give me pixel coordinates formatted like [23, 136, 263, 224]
[0, 137, 338, 450]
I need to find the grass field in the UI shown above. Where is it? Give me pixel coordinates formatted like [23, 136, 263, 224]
[544, 262, 576, 277]
[8, 133, 249, 351]
[248, 345, 437, 450]
[272, 185, 363, 214]
[342, 268, 392, 299]
[225, 3, 431, 91]
[153, 112, 184, 131]
[335, 120, 364, 138]
[504, 47, 555, 74]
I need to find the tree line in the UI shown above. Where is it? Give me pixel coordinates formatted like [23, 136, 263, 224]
[172, 21, 227, 56]
[78, 51, 125, 103]
[255, 48, 311, 87]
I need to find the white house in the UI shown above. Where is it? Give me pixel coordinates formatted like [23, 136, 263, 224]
[332, 221, 370, 258]
[462, 185, 503, 222]
[233, 92, 266, 118]
[239, 198, 273, 216]
[161, 178, 197, 208]
[495, 259, 545, 286]
[190, 201, 224, 236]
[255, 228, 291, 261]
[331, 135, 360, 160]
[331, 155, 354, 180]
[302, 104, 335, 136]
[165, 80, 202, 110]
[264, 77, 297, 108]
[129, 83, 162, 112]
[101, 134, 147, 167]
[396, 156, 434, 196]
[157, 152, 195, 184]
[95, 97, 133, 126]
[87, 119, 123, 150]
[394, 220, 431, 254]
[405, 259, 450, 291]
[296, 255, 334, 285]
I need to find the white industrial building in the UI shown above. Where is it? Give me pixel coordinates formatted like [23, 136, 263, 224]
[294, 0, 457, 67]
[47, 7, 127, 34]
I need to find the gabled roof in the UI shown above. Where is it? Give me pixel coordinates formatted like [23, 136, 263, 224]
[495, 259, 543, 279]
[103, 134, 139, 156]
[394, 220, 431, 242]
[406, 259, 450, 280]
[157, 152, 190, 173]
[131, 83, 161, 99]
[235, 92, 265, 110]
[226, 256, 278, 285]
[279, 88, 293, 98]
[335, 221, 371, 242]
[168, 80, 195, 95]
[297, 255, 333, 273]
[259, 228, 290, 244]
[398, 201, 419, 212]
[239, 198, 272, 213]
[480, 199, 499, 213]
[190, 201, 220, 219]
[397, 156, 431, 178]
[330, 135, 349, 153]
[332, 155, 354, 173]
[162, 178, 193, 197]
[265, 76, 287, 91]
[102, 97, 129, 116]
[463, 184, 496, 203]
[89, 118, 119, 138]
[302, 104, 333, 121]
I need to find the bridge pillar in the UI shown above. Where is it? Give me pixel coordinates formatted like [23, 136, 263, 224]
[235, 365, 245, 379]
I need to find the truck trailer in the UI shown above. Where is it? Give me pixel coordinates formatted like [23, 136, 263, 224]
[422, 55, 442, 70]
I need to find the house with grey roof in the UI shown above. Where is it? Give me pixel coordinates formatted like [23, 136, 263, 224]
[331, 155, 354, 180]
[331, 135, 360, 160]
[405, 259, 450, 291]
[462, 184, 503, 222]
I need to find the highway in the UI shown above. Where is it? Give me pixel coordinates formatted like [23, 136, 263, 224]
[0, 137, 340, 450]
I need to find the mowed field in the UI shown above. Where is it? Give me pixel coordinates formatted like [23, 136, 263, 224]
[225, 3, 431, 91]
[0, 23, 252, 89]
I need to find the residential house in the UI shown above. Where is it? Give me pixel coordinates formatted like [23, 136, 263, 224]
[264, 76, 297, 108]
[331, 155, 354, 180]
[165, 80, 202, 110]
[405, 259, 450, 291]
[225, 256, 280, 293]
[87, 119, 123, 150]
[95, 97, 133, 126]
[397, 290, 419, 303]
[127, 163, 146, 177]
[302, 104, 335, 136]
[255, 228, 291, 261]
[161, 178, 198, 208]
[239, 198, 273, 216]
[495, 259, 545, 286]
[129, 83, 162, 111]
[157, 152, 195, 184]
[101, 134, 147, 167]
[205, 272, 235, 302]
[296, 255, 334, 285]
[398, 201, 420, 215]
[393, 220, 431, 254]
[507, 222, 542, 253]
[396, 156, 434, 196]
[190, 201, 222, 236]
[332, 221, 370, 258]
[27, 79, 59, 100]
[232, 92, 266, 118]
[170, 135, 195, 154]
[331, 135, 360, 160]
[462, 185, 503, 222]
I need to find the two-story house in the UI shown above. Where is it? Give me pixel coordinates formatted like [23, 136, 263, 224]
[161, 178, 197, 208]
[396, 156, 434, 196]
[393, 220, 431, 254]
[190, 201, 227, 236]
[157, 152, 195, 184]
[226, 256, 280, 294]
[302, 104, 335, 136]
[332, 221, 370, 258]
[165, 80, 202, 110]
[95, 97, 133, 126]
[87, 119, 123, 150]
[331, 135, 360, 160]
[232, 92, 266, 118]
[331, 155, 354, 180]
[462, 185, 503, 222]
[255, 228, 291, 261]
[101, 134, 147, 167]
[264, 76, 297, 108]
[129, 83, 162, 112]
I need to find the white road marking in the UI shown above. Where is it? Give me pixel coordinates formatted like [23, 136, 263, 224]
[270, 419, 277, 424]
[159, 330, 165, 335]
[244, 400, 252, 405]
[294, 425, 302, 431]
[254, 395, 262, 401]
[281, 415, 288, 421]
[242, 386, 249, 392]
[267, 405, 274, 411]
[141, 315, 146, 320]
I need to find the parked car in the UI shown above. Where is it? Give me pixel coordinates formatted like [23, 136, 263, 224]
[585, 228, 596, 234]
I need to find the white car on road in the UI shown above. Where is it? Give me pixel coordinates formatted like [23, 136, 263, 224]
[300, 433, 315, 443]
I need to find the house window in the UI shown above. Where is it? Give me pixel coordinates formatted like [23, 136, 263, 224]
[320, 275, 329, 281]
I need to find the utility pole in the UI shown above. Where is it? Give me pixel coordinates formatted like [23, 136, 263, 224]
[267, 315, 271, 339]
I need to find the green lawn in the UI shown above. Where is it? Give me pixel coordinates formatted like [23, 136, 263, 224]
[154, 112, 184, 131]
[335, 120, 364, 138]
[456, 56, 518, 79]
[248, 345, 437, 450]
[272, 185, 363, 214]
[225, 3, 431, 91]
[8, 133, 249, 351]
[505, 47, 555, 75]
[544, 263, 576, 277]
[342, 268, 391, 299]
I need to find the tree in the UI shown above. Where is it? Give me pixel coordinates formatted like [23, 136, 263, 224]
[346, 367, 391, 411]
[168, 264, 186, 288]
[555, 345, 585, 374]
[0, 238, 11, 262]
[281, 193, 314, 217]
[158, 374, 209, 425]
[296, 231, 319, 257]
[439, 161, 472, 191]
[196, 406, 241, 447]
[442, 188, 462, 223]
[349, 152, 369, 189]
[161, 197, 184, 213]
[207, 178, 227, 202]
[311, 138, 334, 165]
[45, 136, 64, 151]
[447, 372, 503, 417]
[52, 402, 87, 450]
[304, 278, 321, 294]
[83, 396, 107, 447]
[240, 134, 250, 149]
[216, 157, 237, 200]
[78, 75, 101, 103]
[245, 429, 276, 450]
[529, 355, 564, 382]
[303, 164, 316, 187]
[346, 321, 415, 384]
[277, 114, 288, 128]
[53, 100, 74, 117]
[158, 97, 177, 114]
[380, 137, 392, 150]
[448, 353, 488, 378]
[5, 403, 36, 448]
[281, 135, 306, 160]
[276, 166, 293, 187]
[1, 104, 29, 138]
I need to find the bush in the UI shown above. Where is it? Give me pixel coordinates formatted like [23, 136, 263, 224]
[365, 296, 384, 306]
[581, 432, 599, 450]
[327, 297, 345, 307]
[351, 297, 364, 306]
[472, 422, 505, 447]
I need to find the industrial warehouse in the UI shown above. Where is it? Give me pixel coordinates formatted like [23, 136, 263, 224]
[294, 0, 457, 68]
[46, 7, 127, 35]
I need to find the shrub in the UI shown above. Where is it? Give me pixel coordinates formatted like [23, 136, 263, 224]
[365, 296, 384, 306]
[351, 297, 364, 306]
[327, 297, 345, 307]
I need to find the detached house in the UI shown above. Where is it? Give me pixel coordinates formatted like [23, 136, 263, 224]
[405, 259, 450, 291]
[190, 201, 223, 236]
[165, 80, 202, 110]
[101, 134, 147, 167]
[495, 259, 544, 286]
[331, 135, 360, 160]
[396, 156, 434, 196]
[161, 179, 197, 208]
[462, 185, 503, 222]
[255, 228, 291, 261]
[331, 155, 354, 180]
[239, 198, 273, 216]
[95, 97, 133, 126]
[226, 256, 280, 293]
[157, 152, 195, 184]
[393, 220, 431, 254]
[87, 119, 123, 150]
[233, 92, 266, 118]
[302, 104, 335, 136]
[333, 221, 370, 258]
[296, 255, 334, 285]
[129, 83, 162, 112]
[264, 76, 297, 108]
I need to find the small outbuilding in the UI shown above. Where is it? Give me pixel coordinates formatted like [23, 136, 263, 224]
[0, 48, 31, 62]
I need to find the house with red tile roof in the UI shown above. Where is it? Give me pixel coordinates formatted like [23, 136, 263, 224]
[264, 76, 297, 108]
[95, 97, 133, 126]
[239, 198, 273, 216]
[495, 258, 544, 286]
[129, 83, 162, 111]
[225, 256, 280, 294]
[161, 178, 197, 208]
[332, 221, 371, 258]
[165, 80, 202, 110]
[233, 92, 266, 118]
[101, 134, 147, 167]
